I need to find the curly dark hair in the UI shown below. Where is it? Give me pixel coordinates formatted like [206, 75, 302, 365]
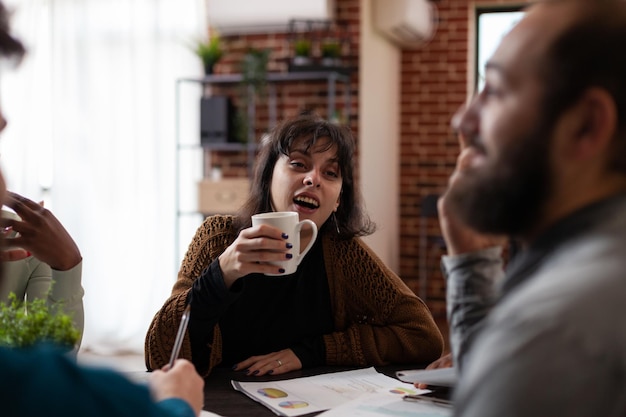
[234, 113, 375, 239]
[0, 2, 25, 61]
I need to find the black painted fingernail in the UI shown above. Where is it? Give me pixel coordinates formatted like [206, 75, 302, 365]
[232, 365, 237, 370]
[279, 268, 285, 273]
[268, 370, 274, 375]
[286, 243, 293, 249]
[281, 233, 288, 239]
[252, 370, 259, 376]
[286, 253, 293, 259]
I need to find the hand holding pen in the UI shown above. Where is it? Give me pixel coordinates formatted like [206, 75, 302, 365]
[149, 359, 204, 415]
[147, 305, 202, 414]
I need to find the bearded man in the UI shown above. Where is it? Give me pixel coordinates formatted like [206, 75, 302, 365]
[441, 1, 626, 416]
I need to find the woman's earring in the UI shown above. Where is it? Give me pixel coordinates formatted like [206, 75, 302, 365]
[333, 212, 340, 235]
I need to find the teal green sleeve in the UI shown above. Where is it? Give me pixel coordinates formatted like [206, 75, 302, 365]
[0, 345, 195, 417]
[156, 398, 196, 417]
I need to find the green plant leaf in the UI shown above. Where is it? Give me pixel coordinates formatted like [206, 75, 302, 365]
[0, 291, 80, 349]
[294, 39, 312, 57]
[191, 35, 223, 69]
[321, 41, 341, 58]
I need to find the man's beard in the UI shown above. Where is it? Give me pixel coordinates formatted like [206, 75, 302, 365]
[445, 126, 552, 237]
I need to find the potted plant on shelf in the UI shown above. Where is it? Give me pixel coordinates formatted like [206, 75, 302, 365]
[0, 292, 80, 353]
[241, 47, 270, 96]
[293, 38, 312, 66]
[192, 32, 223, 75]
[235, 48, 271, 144]
[321, 39, 342, 67]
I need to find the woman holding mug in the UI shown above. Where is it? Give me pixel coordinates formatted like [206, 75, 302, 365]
[145, 113, 443, 376]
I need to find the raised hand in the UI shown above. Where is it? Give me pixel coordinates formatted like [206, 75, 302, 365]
[0, 191, 81, 271]
[438, 126, 508, 256]
[218, 224, 292, 287]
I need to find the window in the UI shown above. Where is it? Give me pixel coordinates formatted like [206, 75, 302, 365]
[475, 6, 525, 92]
[0, 0, 207, 354]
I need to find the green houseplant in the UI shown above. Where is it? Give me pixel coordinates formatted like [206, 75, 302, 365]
[0, 292, 80, 350]
[321, 40, 342, 66]
[241, 48, 270, 91]
[293, 38, 312, 66]
[193, 32, 223, 75]
[234, 48, 271, 144]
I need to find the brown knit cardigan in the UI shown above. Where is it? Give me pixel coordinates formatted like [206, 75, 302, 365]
[145, 215, 443, 375]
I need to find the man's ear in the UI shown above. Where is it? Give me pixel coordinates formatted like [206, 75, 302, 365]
[570, 87, 617, 159]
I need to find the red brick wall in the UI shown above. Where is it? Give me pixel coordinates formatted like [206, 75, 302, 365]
[399, 0, 526, 319]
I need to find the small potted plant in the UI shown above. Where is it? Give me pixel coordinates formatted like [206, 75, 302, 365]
[321, 39, 342, 67]
[236, 48, 271, 143]
[293, 38, 312, 66]
[241, 47, 270, 92]
[0, 292, 80, 353]
[193, 32, 223, 75]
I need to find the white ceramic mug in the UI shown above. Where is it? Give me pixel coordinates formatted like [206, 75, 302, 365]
[1, 209, 20, 248]
[251, 211, 318, 276]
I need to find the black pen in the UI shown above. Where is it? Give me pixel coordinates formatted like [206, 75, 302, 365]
[403, 394, 453, 408]
[168, 304, 191, 368]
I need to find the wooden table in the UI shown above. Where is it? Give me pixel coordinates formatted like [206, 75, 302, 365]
[202, 364, 426, 417]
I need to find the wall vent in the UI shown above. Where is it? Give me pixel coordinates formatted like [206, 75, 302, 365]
[373, 0, 437, 48]
[207, 0, 336, 35]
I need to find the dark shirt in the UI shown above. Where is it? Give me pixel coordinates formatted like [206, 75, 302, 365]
[188, 237, 333, 371]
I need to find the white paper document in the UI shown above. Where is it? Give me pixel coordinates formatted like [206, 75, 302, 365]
[231, 367, 429, 417]
[395, 367, 457, 387]
[317, 391, 452, 417]
[200, 411, 224, 417]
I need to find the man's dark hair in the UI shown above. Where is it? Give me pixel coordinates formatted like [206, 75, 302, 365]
[539, 0, 626, 172]
[0, 1, 24, 282]
[235, 113, 375, 239]
[0, 2, 24, 60]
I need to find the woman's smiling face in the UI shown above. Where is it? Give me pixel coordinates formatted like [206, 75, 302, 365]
[269, 136, 342, 229]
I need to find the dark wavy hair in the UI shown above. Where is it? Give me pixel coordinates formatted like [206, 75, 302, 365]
[0, 2, 25, 62]
[234, 113, 375, 239]
[0, 1, 24, 282]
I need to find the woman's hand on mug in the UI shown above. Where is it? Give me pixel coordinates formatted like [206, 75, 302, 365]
[233, 348, 302, 377]
[218, 224, 292, 287]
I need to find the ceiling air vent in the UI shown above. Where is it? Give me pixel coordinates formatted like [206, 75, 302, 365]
[373, 0, 437, 48]
[207, 0, 335, 35]
[391, 25, 423, 42]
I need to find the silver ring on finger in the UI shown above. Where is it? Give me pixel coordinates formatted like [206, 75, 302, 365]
[276, 359, 283, 367]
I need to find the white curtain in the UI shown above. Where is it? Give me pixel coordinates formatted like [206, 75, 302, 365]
[0, 0, 206, 354]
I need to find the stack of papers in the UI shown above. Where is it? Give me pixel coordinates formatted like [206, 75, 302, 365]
[395, 367, 457, 387]
[232, 367, 451, 417]
[317, 391, 452, 417]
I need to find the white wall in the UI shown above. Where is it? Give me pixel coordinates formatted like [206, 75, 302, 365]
[358, 0, 401, 271]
